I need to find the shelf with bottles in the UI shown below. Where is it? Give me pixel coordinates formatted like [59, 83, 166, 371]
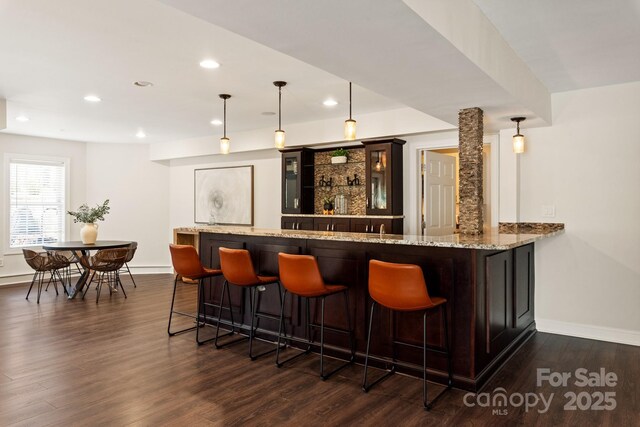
[314, 161, 365, 166]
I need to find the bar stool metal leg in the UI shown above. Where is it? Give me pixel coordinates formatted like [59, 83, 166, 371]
[167, 275, 197, 336]
[423, 304, 453, 410]
[276, 292, 312, 368]
[362, 301, 397, 392]
[249, 284, 284, 361]
[318, 291, 354, 380]
[214, 280, 246, 349]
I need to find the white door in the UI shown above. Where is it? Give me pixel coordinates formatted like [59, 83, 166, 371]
[422, 151, 456, 236]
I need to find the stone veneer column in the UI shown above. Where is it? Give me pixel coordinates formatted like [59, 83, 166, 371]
[458, 107, 484, 234]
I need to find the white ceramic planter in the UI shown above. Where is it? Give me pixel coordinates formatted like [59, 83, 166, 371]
[331, 156, 347, 164]
[80, 223, 98, 244]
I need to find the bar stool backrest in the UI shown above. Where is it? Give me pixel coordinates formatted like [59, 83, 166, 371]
[368, 260, 436, 311]
[169, 244, 206, 279]
[278, 253, 326, 295]
[219, 248, 259, 285]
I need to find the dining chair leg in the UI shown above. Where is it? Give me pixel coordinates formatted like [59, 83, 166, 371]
[82, 276, 92, 299]
[36, 270, 45, 304]
[117, 272, 127, 298]
[96, 273, 103, 303]
[26, 271, 38, 300]
[125, 263, 136, 287]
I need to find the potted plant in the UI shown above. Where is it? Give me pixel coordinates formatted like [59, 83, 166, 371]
[322, 196, 334, 213]
[67, 199, 110, 244]
[330, 148, 348, 164]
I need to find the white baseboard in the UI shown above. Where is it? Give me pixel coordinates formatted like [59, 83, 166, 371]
[0, 265, 172, 286]
[127, 266, 172, 275]
[537, 318, 640, 347]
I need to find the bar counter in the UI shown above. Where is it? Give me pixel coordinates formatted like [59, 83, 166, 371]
[178, 226, 562, 392]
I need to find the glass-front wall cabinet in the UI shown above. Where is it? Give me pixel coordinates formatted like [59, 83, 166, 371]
[368, 147, 388, 211]
[283, 153, 299, 212]
[364, 139, 404, 216]
[281, 148, 314, 214]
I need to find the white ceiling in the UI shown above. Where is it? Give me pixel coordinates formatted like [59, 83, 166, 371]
[474, 0, 640, 92]
[1, 0, 639, 145]
[0, 0, 401, 144]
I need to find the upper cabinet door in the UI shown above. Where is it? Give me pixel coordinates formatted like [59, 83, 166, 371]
[366, 143, 392, 215]
[281, 148, 314, 214]
[364, 139, 404, 216]
[282, 151, 302, 213]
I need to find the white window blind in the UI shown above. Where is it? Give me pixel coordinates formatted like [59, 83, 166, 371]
[9, 159, 66, 248]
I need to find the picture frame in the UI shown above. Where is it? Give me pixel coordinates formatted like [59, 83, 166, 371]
[194, 165, 254, 225]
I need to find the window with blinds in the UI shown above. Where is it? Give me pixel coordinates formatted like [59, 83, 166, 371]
[8, 158, 67, 248]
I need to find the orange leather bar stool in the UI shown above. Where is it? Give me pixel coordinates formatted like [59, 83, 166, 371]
[217, 247, 283, 360]
[362, 260, 452, 410]
[168, 244, 222, 344]
[276, 253, 355, 380]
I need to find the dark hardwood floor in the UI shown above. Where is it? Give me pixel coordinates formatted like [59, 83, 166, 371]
[0, 274, 637, 426]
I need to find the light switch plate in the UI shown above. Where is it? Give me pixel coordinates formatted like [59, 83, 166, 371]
[542, 205, 556, 217]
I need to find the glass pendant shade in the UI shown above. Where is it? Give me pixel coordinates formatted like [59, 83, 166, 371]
[218, 94, 231, 154]
[513, 134, 525, 153]
[344, 119, 357, 141]
[220, 137, 230, 154]
[273, 81, 287, 149]
[511, 117, 526, 154]
[275, 130, 286, 149]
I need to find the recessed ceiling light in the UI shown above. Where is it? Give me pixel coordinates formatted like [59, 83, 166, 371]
[84, 95, 101, 102]
[134, 81, 153, 87]
[323, 99, 338, 107]
[16, 115, 29, 122]
[261, 111, 276, 116]
[210, 119, 223, 126]
[199, 59, 220, 69]
[136, 131, 146, 138]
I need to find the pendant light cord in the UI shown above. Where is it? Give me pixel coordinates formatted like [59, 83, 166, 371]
[278, 86, 282, 131]
[349, 82, 352, 120]
[223, 97, 227, 138]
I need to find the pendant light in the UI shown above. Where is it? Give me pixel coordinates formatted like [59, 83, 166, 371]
[274, 81, 287, 149]
[219, 94, 231, 154]
[511, 117, 526, 154]
[344, 82, 356, 140]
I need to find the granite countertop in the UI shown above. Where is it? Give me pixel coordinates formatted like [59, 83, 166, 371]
[175, 226, 564, 250]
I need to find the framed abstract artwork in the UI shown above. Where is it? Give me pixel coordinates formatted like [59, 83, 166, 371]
[194, 165, 254, 225]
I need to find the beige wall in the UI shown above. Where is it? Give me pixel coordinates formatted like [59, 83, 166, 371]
[0, 137, 171, 285]
[500, 81, 640, 344]
[169, 149, 281, 231]
[85, 143, 171, 272]
[0, 133, 86, 284]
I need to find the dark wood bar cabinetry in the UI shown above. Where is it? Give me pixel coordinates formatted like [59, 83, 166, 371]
[280, 139, 405, 233]
[281, 216, 403, 234]
[196, 229, 542, 392]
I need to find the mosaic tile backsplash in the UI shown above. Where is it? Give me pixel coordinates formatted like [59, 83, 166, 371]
[314, 148, 366, 215]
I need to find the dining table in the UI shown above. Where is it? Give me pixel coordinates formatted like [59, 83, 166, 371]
[42, 240, 133, 299]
